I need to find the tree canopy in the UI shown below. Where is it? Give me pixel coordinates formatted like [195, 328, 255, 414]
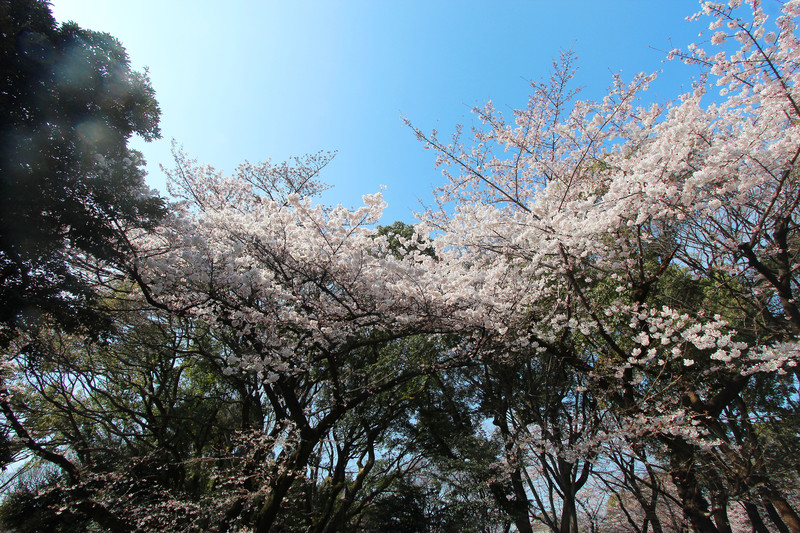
[0, 0, 164, 343]
[2, 1, 800, 532]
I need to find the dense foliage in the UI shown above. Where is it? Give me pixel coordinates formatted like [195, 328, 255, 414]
[2, 1, 800, 532]
[0, 0, 163, 344]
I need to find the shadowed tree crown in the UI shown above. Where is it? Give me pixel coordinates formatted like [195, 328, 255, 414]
[0, 0, 164, 342]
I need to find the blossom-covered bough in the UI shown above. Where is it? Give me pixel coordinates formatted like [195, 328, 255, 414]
[128, 149, 473, 531]
[408, 1, 800, 531]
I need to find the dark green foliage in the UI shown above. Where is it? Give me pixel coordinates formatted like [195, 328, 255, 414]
[359, 481, 429, 532]
[375, 221, 435, 259]
[358, 474, 505, 533]
[0, 427, 12, 469]
[0, 486, 81, 533]
[0, 467, 91, 533]
[0, 0, 164, 343]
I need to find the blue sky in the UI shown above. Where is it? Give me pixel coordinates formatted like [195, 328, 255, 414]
[49, 1, 747, 223]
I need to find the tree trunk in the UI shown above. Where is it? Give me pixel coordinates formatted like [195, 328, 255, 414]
[489, 469, 535, 533]
[559, 494, 579, 533]
[743, 502, 771, 533]
[709, 475, 732, 533]
[668, 451, 721, 533]
[763, 500, 792, 533]
[253, 432, 319, 533]
[760, 489, 800, 533]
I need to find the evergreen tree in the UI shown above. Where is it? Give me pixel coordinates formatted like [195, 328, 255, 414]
[0, 0, 164, 344]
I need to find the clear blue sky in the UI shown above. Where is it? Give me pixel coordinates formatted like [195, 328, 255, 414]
[48, 0, 764, 223]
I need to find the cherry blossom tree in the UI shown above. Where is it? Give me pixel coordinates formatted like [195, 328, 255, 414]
[127, 149, 472, 531]
[409, 1, 800, 531]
